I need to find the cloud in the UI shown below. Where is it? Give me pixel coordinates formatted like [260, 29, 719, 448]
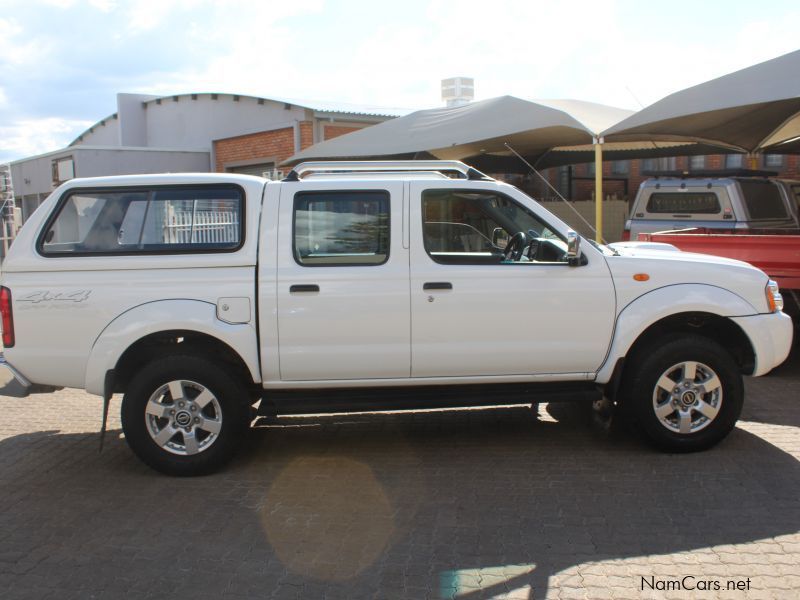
[0, 117, 94, 163]
[1, 0, 799, 163]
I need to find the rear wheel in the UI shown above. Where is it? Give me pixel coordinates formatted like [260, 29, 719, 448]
[622, 335, 743, 452]
[121, 354, 250, 476]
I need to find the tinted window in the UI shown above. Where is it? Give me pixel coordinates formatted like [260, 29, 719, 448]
[40, 186, 243, 255]
[739, 180, 788, 220]
[293, 191, 389, 266]
[646, 192, 720, 214]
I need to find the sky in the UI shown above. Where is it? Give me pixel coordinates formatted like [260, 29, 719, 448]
[1, 0, 799, 163]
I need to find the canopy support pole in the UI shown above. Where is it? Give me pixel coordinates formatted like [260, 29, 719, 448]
[594, 137, 604, 244]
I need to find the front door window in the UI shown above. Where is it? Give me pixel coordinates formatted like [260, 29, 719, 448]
[422, 189, 568, 265]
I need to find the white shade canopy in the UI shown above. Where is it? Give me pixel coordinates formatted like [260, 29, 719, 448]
[602, 49, 800, 153]
[285, 96, 634, 166]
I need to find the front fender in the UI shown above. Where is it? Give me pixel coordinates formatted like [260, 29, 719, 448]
[595, 284, 759, 384]
[85, 299, 260, 396]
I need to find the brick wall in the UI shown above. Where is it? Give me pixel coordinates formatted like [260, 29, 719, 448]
[541, 153, 800, 203]
[323, 124, 363, 140]
[545, 200, 629, 242]
[299, 122, 313, 149]
[214, 121, 315, 172]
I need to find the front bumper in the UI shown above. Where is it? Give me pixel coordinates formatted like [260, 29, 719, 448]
[730, 312, 794, 376]
[0, 353, 61, 397]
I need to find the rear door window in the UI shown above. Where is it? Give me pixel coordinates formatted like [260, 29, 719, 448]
[738, 180, 788, 220]
[293, 191, 390, 266]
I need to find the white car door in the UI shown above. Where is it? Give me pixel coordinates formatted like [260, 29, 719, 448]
[276, 180, 410, 381]
[410, 181, 615, 378]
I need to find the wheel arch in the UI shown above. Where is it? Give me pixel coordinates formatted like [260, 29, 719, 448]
[111, 329, 259, 396]
[85, 299, 260, 396]
[597, 284, 759, 387]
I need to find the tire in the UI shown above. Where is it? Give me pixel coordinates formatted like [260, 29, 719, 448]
[621, 334, 743, 453]
[121, 354, 251, 476]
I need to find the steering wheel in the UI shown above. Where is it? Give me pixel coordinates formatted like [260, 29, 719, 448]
[503, 231, 527, 261]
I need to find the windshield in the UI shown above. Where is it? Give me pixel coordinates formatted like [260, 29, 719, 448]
[585, 237, 619, 256]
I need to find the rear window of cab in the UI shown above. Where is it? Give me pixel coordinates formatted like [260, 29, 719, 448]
[38, 184, 244, 256]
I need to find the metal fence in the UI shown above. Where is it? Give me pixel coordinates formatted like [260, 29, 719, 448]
[164, 210, 239, 244]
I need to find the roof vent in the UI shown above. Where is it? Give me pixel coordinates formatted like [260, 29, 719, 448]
[441, 77, 474, 107]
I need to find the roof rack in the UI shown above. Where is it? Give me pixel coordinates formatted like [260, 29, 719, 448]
[642, 169, 779, 179]
[283, 160, 493, 182]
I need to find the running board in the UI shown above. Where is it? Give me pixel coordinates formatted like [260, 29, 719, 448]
[258, 381, 601, 416]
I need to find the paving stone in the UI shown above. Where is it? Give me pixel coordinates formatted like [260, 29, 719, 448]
[1, 350, 799, 599]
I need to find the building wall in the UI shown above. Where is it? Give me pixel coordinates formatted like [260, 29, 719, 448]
[11, 147, 209, 197]
[214, 126, 305, 173]
[545, 200, 629, 242]
[74, 94, 311, 151]
[74, 148, 209, 178]
[76, 115, 121, 146]
[213, 122, 367, 174]
[322, 124, 363, 140]
[144, 95, 309, 151]
[548, 154, 800, 204]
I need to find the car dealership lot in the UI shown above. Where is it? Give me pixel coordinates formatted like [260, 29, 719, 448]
[1, 352, 799, 600]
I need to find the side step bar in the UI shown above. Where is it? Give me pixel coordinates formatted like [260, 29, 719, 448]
[258, 381, 601, 417]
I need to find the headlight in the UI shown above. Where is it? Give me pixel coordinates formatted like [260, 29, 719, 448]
[765, 280, 784, 313]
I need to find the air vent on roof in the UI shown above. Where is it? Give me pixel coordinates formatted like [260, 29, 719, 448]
[441, 77, 475, 107]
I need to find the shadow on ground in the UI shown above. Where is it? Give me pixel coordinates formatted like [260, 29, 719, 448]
[0, 398, 798, 599]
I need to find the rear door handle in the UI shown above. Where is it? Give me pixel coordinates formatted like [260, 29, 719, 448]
[290, 284, 320, 293]
[423, 282, 453, 290]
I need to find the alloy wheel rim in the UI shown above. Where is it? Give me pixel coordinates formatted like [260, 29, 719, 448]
[652, 361, 723, 435]
[145, 379, 223, 456]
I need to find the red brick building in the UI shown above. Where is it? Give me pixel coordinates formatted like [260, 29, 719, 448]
[213, 117, 379, 177]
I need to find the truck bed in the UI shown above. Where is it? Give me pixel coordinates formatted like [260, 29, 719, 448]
[637, 229, 800, 313]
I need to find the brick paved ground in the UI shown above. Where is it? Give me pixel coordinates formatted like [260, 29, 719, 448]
[1, 350, 798, 599]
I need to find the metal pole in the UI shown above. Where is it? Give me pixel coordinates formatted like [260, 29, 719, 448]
[594, 137, 603, 243]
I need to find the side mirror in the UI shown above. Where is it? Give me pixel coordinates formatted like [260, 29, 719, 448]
[492, 227, 509, 248]
[566, 230, 582, 266]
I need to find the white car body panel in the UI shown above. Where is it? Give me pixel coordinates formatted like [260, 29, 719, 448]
[85, 299, 260, 395]
[408, 180, 616, 377]
[2, 174, 264, 392]
[595, 284, 763, 384]
[272, 180, 411, 381]
[730, 312, 793, 376]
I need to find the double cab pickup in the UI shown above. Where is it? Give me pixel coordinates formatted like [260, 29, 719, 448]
[0, 161, 793, 474]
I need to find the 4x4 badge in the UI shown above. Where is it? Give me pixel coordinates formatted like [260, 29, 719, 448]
[18, 290, 92, 304]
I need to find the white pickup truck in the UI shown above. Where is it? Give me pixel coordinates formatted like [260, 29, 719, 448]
[0, 161, 793, 475]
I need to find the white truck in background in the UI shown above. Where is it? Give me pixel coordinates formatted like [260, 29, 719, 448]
[0, 161, 792, 475]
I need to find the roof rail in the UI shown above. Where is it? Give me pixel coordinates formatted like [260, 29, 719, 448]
[641, 169, 779, 179]
[283, 160, 493, 182]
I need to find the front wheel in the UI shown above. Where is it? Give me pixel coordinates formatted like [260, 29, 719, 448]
[622, 335, 743, 452]
[121, 354, 251, 476]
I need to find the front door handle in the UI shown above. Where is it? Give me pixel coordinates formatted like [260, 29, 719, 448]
[423, 282, 453, 290]
[290, 284, 320, 293]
